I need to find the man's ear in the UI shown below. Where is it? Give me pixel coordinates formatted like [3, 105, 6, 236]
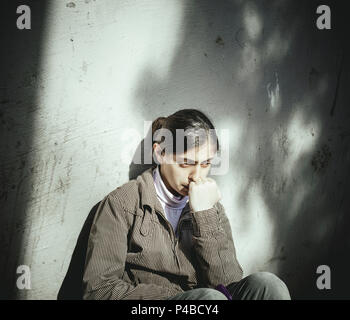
[153, 143, 163, 165]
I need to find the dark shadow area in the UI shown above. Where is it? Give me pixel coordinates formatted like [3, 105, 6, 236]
[57, 201, 100, 300]
[0, 1, 49, 299]
[274, 1, 350, 299]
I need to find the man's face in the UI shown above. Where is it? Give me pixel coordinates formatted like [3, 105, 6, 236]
[154, 141, 217, 197]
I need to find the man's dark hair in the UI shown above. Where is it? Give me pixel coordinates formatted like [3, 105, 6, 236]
[151, 109, 219, 160]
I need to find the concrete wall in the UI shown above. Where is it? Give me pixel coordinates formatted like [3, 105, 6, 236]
[1, 0, 349, 299]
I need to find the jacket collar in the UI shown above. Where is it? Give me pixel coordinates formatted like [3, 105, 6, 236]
[137, 166, 163, 215]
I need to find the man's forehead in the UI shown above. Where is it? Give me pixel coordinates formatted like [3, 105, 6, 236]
[176, 143, 217, 162]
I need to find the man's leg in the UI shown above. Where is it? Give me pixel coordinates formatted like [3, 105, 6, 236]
[227, 272, 291, 300]
[167, 288, 228, 300]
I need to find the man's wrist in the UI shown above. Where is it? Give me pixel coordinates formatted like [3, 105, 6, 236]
[191, 204, 214, 212]
[191, 207, 220, 237]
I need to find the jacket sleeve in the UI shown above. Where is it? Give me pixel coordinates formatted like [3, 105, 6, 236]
[191, 201, 243, 288]
[82, 193, 183, 300]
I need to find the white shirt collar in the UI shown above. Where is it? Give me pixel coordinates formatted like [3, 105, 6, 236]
[153, 166, 188, 209]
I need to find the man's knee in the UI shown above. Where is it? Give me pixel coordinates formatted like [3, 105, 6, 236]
[245, 272, 291, 300]
[185, 288, 228, 300]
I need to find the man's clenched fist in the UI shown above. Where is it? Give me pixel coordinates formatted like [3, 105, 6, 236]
[188, 177, 222, 212]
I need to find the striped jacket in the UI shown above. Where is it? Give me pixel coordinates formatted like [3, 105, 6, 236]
[82, 167, 243, 299]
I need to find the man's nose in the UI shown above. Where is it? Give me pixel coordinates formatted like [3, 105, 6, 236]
[189, 164, 201, 182]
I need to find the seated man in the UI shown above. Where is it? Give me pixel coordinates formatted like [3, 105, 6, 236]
[82, 109, 291, 300]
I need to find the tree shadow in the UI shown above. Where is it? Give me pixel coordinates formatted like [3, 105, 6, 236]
[131, 0, 350, 299]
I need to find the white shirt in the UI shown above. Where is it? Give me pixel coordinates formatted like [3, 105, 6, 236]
[152, 166, 189, 234]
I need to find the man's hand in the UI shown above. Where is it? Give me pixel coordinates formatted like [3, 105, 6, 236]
[188, 177, 222, 212]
